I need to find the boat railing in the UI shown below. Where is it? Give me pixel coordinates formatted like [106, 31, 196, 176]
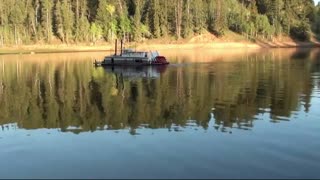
[150, 51, 160, 61]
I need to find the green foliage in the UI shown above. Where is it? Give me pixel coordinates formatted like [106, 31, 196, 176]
[8, 1, 25, 44]
[40, 0, 54, 42]
[255, 15, 272, 37]
[54, 0, 64, 41]
[149, 0, 161, 38]
[8, 1, 25, 26]
[96, 0, 115, 41]
[61, 0, 74, 43]
[0, 0, 319, 45]
[290, 21, 311, 41]
[140, 24, 152, 38]
[192, 0, 206, 34]
[76, 17, 90, 42]
[118, 14, 132, 39]
[74, 0, 91, 42]
[132, 0, 143, 41]
[209, 0, 228, 37]
[159, 0, 169, 36]
[90, 23, 103, 43]
[181, 0, 194, 38]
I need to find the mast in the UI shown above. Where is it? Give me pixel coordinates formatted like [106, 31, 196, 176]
[114, 39, 118, 55]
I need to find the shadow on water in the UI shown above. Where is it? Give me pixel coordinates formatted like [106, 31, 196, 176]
[290, 48, 312, 60]
[0, 49, 320, 134]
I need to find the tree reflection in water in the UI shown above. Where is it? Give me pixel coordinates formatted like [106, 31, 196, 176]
[0, 49, 319, 134]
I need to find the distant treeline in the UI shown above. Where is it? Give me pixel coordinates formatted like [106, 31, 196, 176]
[0, 0, 319, 45]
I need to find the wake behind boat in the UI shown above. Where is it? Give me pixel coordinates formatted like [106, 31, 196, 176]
[95, 39, 169, 66]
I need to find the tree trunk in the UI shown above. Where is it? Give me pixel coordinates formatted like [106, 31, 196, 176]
[0, 34, 3, 46]
[187, 0, 190, 20]
[31, 16, 37, 41]
[14, 25, 17, 45]
[117, 0, 123, 14]
[47, 11, 49, 41]
[35, 0, 39, 27]
[175, 0, 182, 39]
[76, 0, 79, 25]
[0, 2, 3, 26]
[75, 0, 79, 42]
[215, 0, 222, 30]
[46, 2, 51, 43]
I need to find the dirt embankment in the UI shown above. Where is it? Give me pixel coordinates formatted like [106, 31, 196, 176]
[137, 32, 320, 50]
[0, 32, 319, 55]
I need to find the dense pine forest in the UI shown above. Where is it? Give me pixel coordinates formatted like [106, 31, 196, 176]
[0, 0, 319, 45]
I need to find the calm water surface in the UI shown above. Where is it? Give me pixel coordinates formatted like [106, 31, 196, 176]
[0, 49, 320, 178]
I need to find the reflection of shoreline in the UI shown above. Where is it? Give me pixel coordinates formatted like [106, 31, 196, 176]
[0, 49, 319, 134]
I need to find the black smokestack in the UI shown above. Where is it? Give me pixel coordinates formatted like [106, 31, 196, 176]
[120, 39, 123, 56]
[115, 39, 117, 55]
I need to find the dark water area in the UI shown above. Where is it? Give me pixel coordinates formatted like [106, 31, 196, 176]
[0, 49, 320, 178]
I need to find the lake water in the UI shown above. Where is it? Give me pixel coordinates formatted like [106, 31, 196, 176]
[0, 48, 320, 178]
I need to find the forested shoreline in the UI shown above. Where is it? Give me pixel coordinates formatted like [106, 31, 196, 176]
[0, 0, 319, 46]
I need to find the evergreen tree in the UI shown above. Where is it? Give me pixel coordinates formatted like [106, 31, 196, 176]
[96, 0, 117, 41]
[132, 0, 143, 41]
[159, 0, 169, 37]
[87, 0, 99, 22]
[54, 0, 64, 42]
[40, 0, 54, 42]
[25, 0, 38, 42]
[117, 0, 132, 41]
[61, 0, 74, 43]
[75, 0, 90, 42]
[9, 1, 25, 44]
[149, 0, 161, 38]
[192, 0, 206, 34]
[90, 23, 103, 44]
[174, 0, 183, 39]
[209, 0, 228, 36]
[182, 0, 193, 38]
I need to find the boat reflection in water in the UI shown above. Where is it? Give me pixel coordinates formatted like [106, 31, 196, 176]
[0, 49, 319, 135]
[102, 65, 169, 79]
